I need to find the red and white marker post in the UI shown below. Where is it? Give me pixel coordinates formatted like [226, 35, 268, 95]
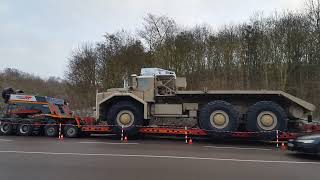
[185, 126, 188, 144]
[121, 126, 124, 142]
[276, 130, 279, 148]
[58, 123, 63, 140]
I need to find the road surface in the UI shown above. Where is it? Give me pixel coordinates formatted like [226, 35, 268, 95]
[0, 135, 319, 180]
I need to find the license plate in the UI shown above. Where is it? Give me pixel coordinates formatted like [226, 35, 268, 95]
[288, 143, 294, 147]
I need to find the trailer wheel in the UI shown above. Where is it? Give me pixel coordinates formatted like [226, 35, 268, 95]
[63, 123, 79, 138]
[246, 101, 287, 132]
[199, 100, 239, 136]
[107, 101, 143, 136]
[44, 121, 59, 137]
[17, 121, 33, 136]
[0, 121, 13, 135]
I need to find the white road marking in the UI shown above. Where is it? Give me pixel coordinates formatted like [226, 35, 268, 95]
[204, 146, 272, 151]
[0, 139, 13, 142]
[78, 141, 139, 145]
[0, 150, 318, 165]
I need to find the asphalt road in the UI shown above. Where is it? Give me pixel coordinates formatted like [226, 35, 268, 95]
[0, 135, 319, 180]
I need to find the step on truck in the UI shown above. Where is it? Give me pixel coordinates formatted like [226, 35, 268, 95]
[96, 68, 318, 139]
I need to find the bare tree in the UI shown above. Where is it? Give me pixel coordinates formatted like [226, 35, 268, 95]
[139, 14, 178, 51]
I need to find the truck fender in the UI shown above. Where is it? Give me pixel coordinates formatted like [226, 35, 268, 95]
[98, 93, 148, 119]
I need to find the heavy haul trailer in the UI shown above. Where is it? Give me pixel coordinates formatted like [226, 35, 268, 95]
[93, 68, 319, 140]
[1, 68, 320, 141]
[80, 122, 320, 141]
[0, 88, 82, 137]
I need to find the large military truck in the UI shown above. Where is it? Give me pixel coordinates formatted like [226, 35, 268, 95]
[97, 68, 316, 137]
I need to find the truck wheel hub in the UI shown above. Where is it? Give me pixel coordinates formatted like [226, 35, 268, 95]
[67, 128, 75, 135]
[261, 115, 273, 126]
[214, 114, 226, 125]
[21, 125, 28, 132]
[117, 110, 134, 127]
[120, 114, 131, 124]
[3, 124, 9, 131]
[210, 110, 229, 129]
[47, 127, 55, 134]
[257, 111, 277, 130]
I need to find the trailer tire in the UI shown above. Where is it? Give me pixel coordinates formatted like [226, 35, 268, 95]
[107, 101, 143, 136]
[17, 120, 33, 136]
[0, 121, 13, 135]
[44, 121, 59, 137]
[199, 100, 240, 137]
[63, 123, 79, 138]
[246, 101, 287, 133]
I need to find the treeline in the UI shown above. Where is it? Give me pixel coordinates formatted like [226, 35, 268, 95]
[0, 69, 63, 112]
[0, 68, 92, 115]
[66, 0, 320, 117]
[0, 68, 67, 98]
[1, 1, 320, 117]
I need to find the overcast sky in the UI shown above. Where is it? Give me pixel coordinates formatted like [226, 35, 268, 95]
[0, 0, 304, 79]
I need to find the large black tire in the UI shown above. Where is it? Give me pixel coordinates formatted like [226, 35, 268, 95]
[199, 100, 240, 136]
[44, 120, 59, 137]
[246, 101, 287, 132]
[16, 120, 34, 136]
[106, 101, 143, 136]
[63, 123, 79, 138]
[0, 121, 13, 135]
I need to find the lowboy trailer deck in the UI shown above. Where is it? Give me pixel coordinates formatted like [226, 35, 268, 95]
[79, 117, 320, 141]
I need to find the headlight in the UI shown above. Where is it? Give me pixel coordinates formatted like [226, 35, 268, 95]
[297, 139, 315, 143]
